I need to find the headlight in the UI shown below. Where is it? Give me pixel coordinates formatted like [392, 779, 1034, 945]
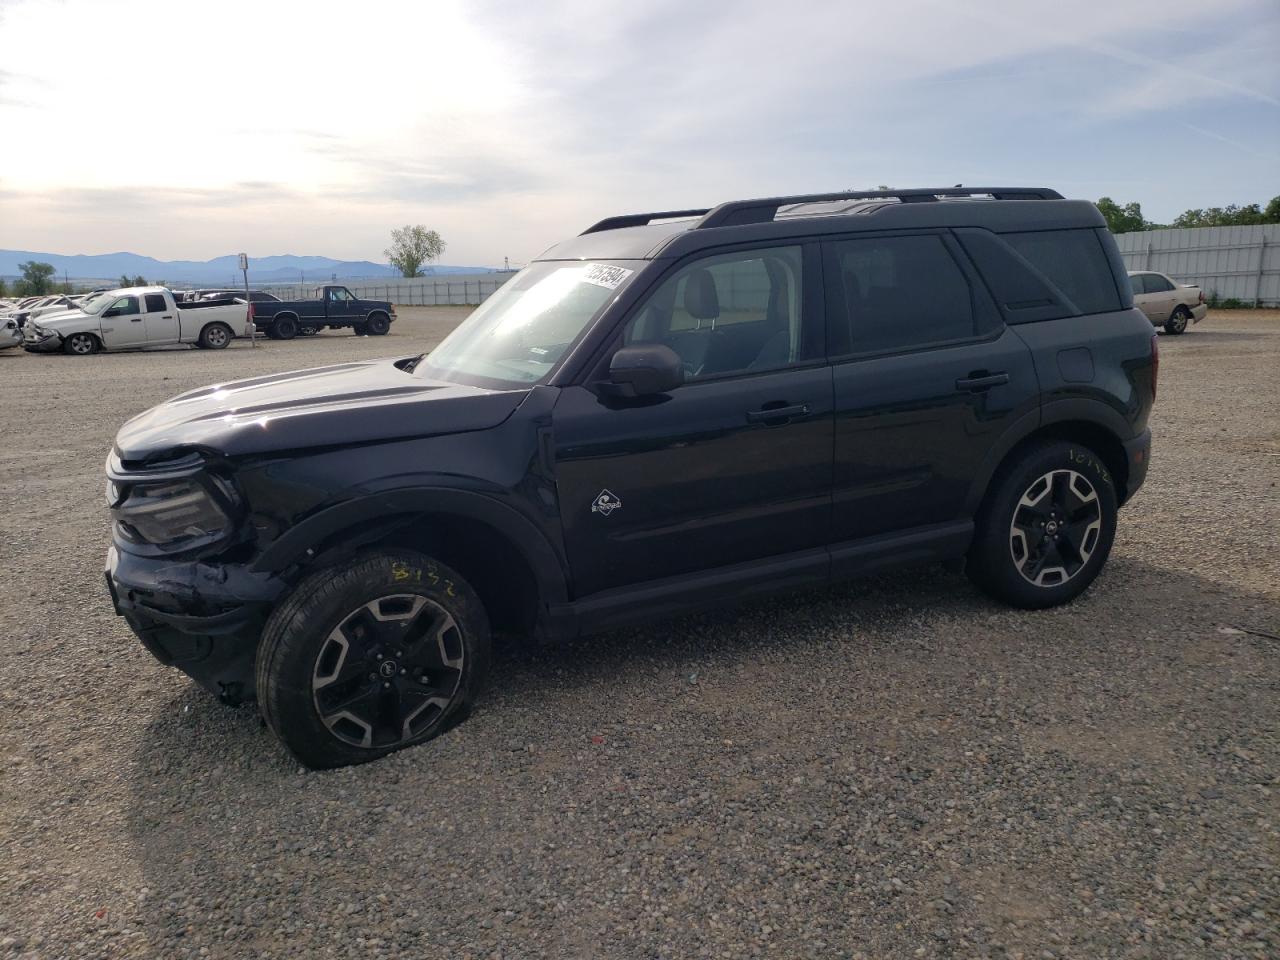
[113, 477, 234, 547]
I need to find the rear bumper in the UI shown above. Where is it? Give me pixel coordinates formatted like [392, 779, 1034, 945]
[1190, 303, 1209, 323]
[1120, 429, 1151, 505]
[106, 546, 285, 703]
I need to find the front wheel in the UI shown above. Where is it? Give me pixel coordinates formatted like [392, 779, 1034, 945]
[1165, 306, 1190, 335]
[62, 332, 99, 356]
[256, 551, 491, 769]
[966, 441, 1118, 609]
[365, 313, 391, 336]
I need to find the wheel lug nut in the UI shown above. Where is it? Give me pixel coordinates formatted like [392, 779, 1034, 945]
[400, 668, 406, 675]
[375, 654, 383, 660]
[368, 673, 377, 681]
[383, 682, 391, 689]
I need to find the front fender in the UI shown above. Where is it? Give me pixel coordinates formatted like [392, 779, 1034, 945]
[249, 487, 569, 605]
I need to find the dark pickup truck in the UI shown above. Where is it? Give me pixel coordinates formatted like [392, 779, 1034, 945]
[250, 285, 396, 339]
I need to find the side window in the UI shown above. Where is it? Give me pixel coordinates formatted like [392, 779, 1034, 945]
[108, 296, 139, 315]
[623, 246, 804, 380]
[1146, 274, 1174, 293]
[144, 293, 168, 312]
[1001, 230, 1122, 315]
[826, 235, 978, 356]
[1129, 275, 1146, 296]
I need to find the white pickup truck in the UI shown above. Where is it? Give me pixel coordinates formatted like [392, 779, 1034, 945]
[22, 286, 250, 356]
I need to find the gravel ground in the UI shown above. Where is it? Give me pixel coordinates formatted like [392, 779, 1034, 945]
[1, 308, 1277, 960]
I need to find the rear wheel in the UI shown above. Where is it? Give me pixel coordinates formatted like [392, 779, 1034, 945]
[256, 551, 491, 769]
[273, 315, 299, 340]
[366, 313, 391, 336]
[1165, 306, 1190, 335]
[62, 332, 98, 356]
[967, 441, 1118, 608]
[198, 322, 232, 350]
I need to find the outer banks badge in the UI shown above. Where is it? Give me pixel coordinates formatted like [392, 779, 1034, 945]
[591, 489, 623, 516]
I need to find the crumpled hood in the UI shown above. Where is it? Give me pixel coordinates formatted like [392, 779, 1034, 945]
[114, 357, 528, 462]
[29, 308, 92, 329]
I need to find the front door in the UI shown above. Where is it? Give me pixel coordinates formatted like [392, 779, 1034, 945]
[823, 233, 1040, 548]
[141, 291, 179, 344]
[98, 294, 146, 349]
[1139, 273, 1177, 323]
[326, 287, 360, 323]
[553, 243, 834, 598]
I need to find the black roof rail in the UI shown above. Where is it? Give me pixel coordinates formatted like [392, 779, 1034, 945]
[580, 209, 711, 235]
[696, 187, 1064, 229]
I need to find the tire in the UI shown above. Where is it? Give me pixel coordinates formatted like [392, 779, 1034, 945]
[62, 332, 98, 356]
[365, 313, 391, 336]
[272, 315, 299, 340]
[256, 550, 491, 769]
[351, 323, 368, 337]
[966, 440, 1118, 609]
[198, 322, 232, 350]
[1164, 306, 1190, 335]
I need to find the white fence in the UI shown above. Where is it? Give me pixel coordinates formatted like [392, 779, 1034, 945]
[261, 272, 517, 306]
[1114, 224, 1279, 306]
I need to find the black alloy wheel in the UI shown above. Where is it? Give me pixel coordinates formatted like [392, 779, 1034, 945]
[310, 594, 465, 750]
[1007, 468, 1103, 588]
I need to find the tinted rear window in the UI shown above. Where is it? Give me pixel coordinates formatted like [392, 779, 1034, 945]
[1001, 229, 1121, 315]
[826, 235, 980, 355]
[144, 293, 167, 312]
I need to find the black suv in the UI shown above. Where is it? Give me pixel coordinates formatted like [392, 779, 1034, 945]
[105, 187, 1156, 768]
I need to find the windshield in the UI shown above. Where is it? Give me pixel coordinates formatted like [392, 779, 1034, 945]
[416, 261, 641, 386]
[79, 292, 117, 314]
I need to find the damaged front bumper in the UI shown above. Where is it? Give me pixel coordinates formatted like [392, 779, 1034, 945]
[21, 329, 63, 352]
[106, 546, 287, 703]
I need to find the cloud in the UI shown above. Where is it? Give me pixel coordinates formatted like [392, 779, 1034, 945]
[1, 0, 1276, 262]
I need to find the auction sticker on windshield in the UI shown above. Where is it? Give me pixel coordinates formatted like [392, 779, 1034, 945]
[581, 263, 634, 290]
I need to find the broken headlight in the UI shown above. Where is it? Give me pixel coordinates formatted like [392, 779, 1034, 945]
[112, 476, 236, 549]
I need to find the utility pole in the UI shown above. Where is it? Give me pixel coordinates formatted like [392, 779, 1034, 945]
[239, 253, 255, 348]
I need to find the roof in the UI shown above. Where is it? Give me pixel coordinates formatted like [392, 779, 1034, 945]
[537, 187, 1105, 262]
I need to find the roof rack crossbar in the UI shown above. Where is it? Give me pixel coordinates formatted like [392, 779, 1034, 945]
[580, 209, 712, 235]
[697, 187, 1063, 229]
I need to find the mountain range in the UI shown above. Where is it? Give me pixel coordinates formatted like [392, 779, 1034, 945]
[0, 250, 497, 284]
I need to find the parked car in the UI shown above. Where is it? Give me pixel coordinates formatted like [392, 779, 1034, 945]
[105, 186, 1156, 768]
[1128, 271, 1207, 335]
[23, 286, 249, 355]
[10, 294, 79, 328]
[0, 317, 20, 350]
[191, 289, 281, 304]
[248, 284, 395, 339]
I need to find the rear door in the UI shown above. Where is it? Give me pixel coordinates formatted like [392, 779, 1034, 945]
[98, 295, 146, 348]
[142, 292, 179, 344]
[823, 232, 1039, 555]
[553, 243, 834, 597]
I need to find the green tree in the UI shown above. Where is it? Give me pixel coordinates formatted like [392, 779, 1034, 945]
[1264, 195, 1280, 223]
[15, 261, 56, 296]
[120, 273, 146, 287]
[1095, 197, 1150, 234]
[385, 225, 446, 278]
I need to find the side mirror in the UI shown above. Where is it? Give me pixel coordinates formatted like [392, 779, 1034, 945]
[606, 344, 684, 397]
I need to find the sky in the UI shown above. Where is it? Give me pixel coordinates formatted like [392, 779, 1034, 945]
[0, 0, 1277, 268]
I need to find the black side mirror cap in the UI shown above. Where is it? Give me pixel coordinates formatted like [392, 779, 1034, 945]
[605, 343, 684, 397]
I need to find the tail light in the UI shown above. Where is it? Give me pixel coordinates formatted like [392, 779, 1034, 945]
[1150, 334, 1159, 401]
[247, 302, 255, 322]
[1199, 289, 1205, 304]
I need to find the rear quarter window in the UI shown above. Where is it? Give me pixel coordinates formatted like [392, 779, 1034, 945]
[1000, 229, 1122, 316]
